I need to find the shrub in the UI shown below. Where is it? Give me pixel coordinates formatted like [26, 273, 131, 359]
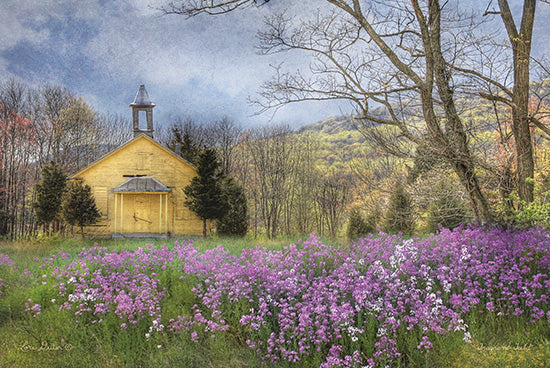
[509, 194, 550, 228]
[384, 181, 415, 234]
[346, 208, 375, 239]
[426, 181, 468, 232]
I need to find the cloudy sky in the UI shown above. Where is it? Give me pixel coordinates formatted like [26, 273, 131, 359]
[1, 0, 549, 130]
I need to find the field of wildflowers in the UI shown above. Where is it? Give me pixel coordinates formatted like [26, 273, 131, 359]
[0, 225, 549, 367]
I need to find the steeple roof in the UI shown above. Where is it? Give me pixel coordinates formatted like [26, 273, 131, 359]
[130, 84, 155, 107]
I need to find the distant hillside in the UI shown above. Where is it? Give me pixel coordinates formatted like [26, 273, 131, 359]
[297, 115, 358, 136]
[293, 114, 391, 173]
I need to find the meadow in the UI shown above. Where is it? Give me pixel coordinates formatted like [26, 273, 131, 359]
[0, 226, 549, 367]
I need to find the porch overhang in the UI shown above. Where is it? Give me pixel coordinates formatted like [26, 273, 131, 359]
[113, 177, 172, 193]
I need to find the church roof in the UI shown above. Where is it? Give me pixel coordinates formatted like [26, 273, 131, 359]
[71, 134, 195, 179]
[130, 84, 155, 107]
[113, 177, 172, 193]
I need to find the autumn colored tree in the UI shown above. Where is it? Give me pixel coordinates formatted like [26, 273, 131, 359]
[0, 80, 37, 238]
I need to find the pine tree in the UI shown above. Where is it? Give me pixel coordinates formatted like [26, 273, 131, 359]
[184, 148, 228, 237]
[61, 179, 100, 238]
[383, 181, 415, 234]
[426, 180, 467, 232]
[33, 161, 67, 232]
[346, 207, 375, 240]
[216, 177, 248, 237]
[168, 122, 205, 165]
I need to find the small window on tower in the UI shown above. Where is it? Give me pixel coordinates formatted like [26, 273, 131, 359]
[138, 110, 147, 130]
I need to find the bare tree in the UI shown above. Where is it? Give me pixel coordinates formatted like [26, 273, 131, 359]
[316, 172, 350, 240]
[241, 125, 296, 239]
[454, 0, 541, 204]
[162, 0, 498, 222]
[287, 132, 322, 236]
[208, 117, 242, 175]
[29, 85, 73, 169]
[0, 80, 109, 239]
[96, 113, 133, 152]
[0, 79, 36, 238]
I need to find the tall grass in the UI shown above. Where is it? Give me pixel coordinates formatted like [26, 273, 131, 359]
[0, 228, 549, 367]
[0, 235, 317, 368]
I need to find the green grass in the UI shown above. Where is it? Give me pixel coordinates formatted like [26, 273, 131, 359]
[0, 234, 318, 258]
[0, 235, 316, 368]
[0, 235, 548, 367]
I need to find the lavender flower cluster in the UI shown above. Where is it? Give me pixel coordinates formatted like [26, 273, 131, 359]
[0, 253, 16, 295]
[23, 226, 550, 367]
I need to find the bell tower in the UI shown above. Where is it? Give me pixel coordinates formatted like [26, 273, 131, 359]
[130, 84, 155, 138]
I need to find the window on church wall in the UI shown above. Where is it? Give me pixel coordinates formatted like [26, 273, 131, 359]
[95, 187, 108, 218]
[135, 152, 151, 171]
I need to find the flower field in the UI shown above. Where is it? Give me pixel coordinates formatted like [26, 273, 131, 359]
[1, 225, 550, 367]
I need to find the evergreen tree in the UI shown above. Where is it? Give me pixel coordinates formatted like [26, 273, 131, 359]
[383, 181, 415, 234]
[426, 180, 467, 232]
[216, 177, 248, 237]
[184, 148, 228, 237]
[167, 121, 206, 166]
[61, 179, 100, 238]
[346, 207, 375, 240]
[33, 161, 67, 232]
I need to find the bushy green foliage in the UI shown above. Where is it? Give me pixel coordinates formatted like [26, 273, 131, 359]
[426, 181, 468, 232]
[216, 178, 248, 237]
[33, 161, 67, 229]
[184, 148, 228, 237]
[384, 181, 415, 234]
[61, 179, 100, 237]
[346, 207, 375, 239]
[501, 192, 550, 228]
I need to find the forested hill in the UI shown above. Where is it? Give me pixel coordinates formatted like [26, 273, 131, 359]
[294, 115, 367, 171]
[297, 115, 359, 136]
[294, 79, 550, 171]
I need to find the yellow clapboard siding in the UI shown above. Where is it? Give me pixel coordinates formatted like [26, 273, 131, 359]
[72, 134, 204, 237]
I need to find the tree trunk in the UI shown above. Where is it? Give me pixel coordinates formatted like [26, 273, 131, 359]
[426, 0, 492, 223]
[512, 34, 535, 203]
[499, 0, 536, 203]
[203, 218, 207, 238]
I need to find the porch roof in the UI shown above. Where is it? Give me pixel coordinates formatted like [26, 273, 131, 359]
[113, 177, 172, 193]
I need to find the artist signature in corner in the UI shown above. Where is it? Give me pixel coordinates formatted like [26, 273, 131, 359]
[19, 340, 73, 352]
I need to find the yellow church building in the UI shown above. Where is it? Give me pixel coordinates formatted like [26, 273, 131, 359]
[71, 85, 204, 237]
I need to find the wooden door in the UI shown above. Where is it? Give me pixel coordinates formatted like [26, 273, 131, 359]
[134, 196, 153, 233]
